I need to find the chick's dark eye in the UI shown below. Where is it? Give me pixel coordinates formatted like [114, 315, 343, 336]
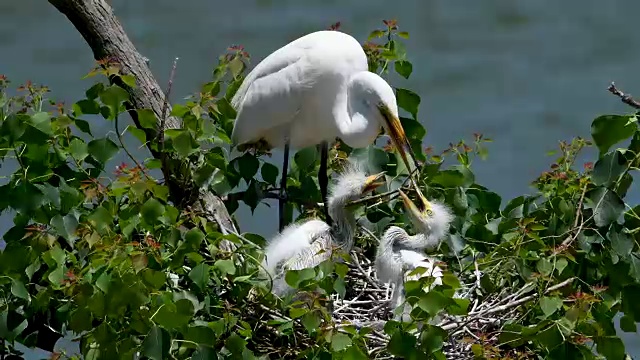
[426, 209, 434, 216]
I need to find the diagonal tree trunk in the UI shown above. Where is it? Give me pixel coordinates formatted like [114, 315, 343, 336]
[47, 0, 238, 237]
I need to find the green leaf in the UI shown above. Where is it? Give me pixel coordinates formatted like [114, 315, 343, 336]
[586, 187, 625, 227]
[214, 259, 236, 275]
[29, 112, 53, 135]
[165, 129, 199, 158]
[232, 153, 260, 182]
[368, 29, 384, 39]
[539, 296, 562, 317]
[88, 138, 119, 165]
[192, 345, 216, 360]
[301, 311, 321, 332]
[88, 206, 112, 233]
[69, 138, 89, 161]
[608, 225, 634, 258]
[142, 269, 166, 289]
[394, 60, 413, 79]
[556, 257, 568, 275]
[10, 279, 29, 301]
[285, 268, 316, 288]
[120, 74, 136, 88]
[536, 258, 553, 276]
[388, 330, 418, 357]
[331, 333, 352, 352]
[50, 214, 79, 246]
[99, 84, 129, 120]
[185, 228, 205, 248]
[142, 326, 171, 360]
[47, 247, 65, 267]
[154, 299, 195, 329]
[74, 118, 93, 136]
[619, 315, 637, 332]
[431, 166, 475, 188]
[85, 82, 104, 100]
[595, 336, 626, 360]
[73, 99, 101, 116]
[289, 307, 307, 319]
[591, 115, 637, 155]
[343, 345, 367, 360]
[417, 290, 450, 317]
[141, 198, 165, 225]
[1, 114, 26, 143]
[48, 266, 64, 285]
[136, 108, 157, 129]
[69, 308, 92, 333]
[95, 272, 111, 294]
[396, 88, 420, 119]
[185, 326, 216, 346]
[261, 162, 279, 186]
[592, 150, 627, 187]
[399, 116, 426, 141]
[225, 332, 246, 355]
[127, 126, 147, 144]
[294, 146, 318, 170]
[229, 57, 245, 79]
[189, 263, 210, 290]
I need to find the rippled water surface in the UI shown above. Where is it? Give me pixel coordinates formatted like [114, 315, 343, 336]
[2, 0, 640, 357]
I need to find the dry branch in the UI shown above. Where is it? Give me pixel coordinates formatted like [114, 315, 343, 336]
[47, 0, 235, 235]
[608, 82, 640, 110]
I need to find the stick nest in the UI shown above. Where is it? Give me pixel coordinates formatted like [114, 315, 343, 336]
[329, 248, 523, 359]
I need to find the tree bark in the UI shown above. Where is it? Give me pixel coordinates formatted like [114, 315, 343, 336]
[47, 0, 237, 236]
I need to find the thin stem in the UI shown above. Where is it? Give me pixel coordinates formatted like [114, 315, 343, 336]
[159, 57, 179, 167]
[115, 113, 149, 179]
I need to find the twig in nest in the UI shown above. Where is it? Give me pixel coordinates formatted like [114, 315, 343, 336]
[608, 82, 640, 110]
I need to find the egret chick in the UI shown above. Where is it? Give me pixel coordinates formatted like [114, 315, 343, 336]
[231, 30, 421, 231]
[263, 165, 384, 297]
[376, 189, 453, 321]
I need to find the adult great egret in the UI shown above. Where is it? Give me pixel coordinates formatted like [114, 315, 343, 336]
[375, 190, 453, 321]
[231, 30, 420, 231]
[263, 165, 385, 297]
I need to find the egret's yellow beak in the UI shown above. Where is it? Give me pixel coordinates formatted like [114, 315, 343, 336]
[362, 172, 386, 194]
[398, 189, 433, 217]
[378, 104, 418, 176]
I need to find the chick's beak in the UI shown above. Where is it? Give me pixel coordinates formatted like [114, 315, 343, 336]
[398, 189, 433, 217]
[362, 172, 385, 193]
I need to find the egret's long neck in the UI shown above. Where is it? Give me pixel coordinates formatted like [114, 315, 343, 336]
[333, 72, 381, 148]
[328, 195, 357, 250]
[396, 232, 441, 253]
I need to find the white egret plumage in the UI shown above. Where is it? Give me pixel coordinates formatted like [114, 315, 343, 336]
[375, 190, 453, 321]
[263, 165, 385, 297]
[231, 30, 420, 231]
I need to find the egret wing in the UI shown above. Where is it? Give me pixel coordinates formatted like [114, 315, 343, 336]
[231, 40, 321, 146]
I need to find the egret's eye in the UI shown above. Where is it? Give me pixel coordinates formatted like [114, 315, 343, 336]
[425, 209, 434, 217]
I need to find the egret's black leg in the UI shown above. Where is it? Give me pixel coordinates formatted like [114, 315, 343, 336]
[279, 141, 290, 232]
[319, 141, 332, 226]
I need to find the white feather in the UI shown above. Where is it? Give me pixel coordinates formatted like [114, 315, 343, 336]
[231, 30, 398, 150]
[261, 166, 378, 297]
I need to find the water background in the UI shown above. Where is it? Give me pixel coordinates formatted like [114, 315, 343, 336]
[2, 0, 640, 357]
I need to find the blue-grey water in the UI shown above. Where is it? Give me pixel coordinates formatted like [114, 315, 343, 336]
[2, 0, 640, 358]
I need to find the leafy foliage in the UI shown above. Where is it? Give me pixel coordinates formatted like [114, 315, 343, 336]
[1, 20, 640, 360]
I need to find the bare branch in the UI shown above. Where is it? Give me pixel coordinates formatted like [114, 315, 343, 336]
[608, 82, 640, 110]
[48, 0, 235, 234]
